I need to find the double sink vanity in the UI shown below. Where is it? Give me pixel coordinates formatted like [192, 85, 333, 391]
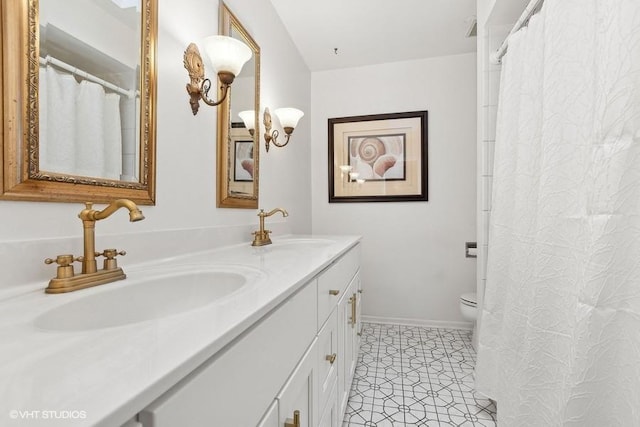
[1, 228, 362, 427]
[0, 1, 359, 425]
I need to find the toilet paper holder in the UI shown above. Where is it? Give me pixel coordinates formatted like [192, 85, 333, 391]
[465, 242, 477, 258]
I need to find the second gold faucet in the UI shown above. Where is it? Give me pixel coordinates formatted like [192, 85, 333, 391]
[252, 208, 288, 246]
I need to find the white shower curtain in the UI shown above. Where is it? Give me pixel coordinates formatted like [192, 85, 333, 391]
[475, 0, 640, 425]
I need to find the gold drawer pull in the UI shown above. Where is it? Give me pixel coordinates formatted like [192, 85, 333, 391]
[350, 293, 357, 328]
[329, 289, 340, 296]
[326, 353, 337, 364]
[284, 410, 300, 427]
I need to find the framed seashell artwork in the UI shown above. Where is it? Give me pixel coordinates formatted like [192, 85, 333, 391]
[328, 111, 428, 202]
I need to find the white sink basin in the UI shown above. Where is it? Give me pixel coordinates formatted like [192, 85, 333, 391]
[35, 265, 260, 331]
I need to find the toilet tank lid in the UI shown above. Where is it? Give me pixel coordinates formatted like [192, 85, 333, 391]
[460, 292, 477, 305]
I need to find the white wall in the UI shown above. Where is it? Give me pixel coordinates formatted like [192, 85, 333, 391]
[311, 54, 477, 326]
[0, 0, 311, 290]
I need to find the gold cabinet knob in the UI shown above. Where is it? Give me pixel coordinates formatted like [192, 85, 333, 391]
[284, 410, 300, 427]
[325, 353, 337, 364]
[329, 289, 340, 296]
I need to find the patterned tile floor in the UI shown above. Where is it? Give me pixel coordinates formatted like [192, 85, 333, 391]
[343, 323, 496, 426]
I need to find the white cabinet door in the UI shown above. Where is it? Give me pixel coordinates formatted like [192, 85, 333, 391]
[317, 309, 338, 413]
[337, 283, 353, 417]
[257, 401, 278, 427]
[354, 271, 362, 355]
[317, 380, 339, 427]
[277, 339, 318, 427]
[337, 271, 362, 418]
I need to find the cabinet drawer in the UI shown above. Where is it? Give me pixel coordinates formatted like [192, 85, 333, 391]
[317, 244, 360, 328]
[139, 281, 318, 427]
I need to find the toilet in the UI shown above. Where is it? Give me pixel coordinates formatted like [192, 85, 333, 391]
[459, 292, 477, 322]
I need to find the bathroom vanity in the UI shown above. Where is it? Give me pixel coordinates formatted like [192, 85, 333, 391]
[0, 235, 361, 427]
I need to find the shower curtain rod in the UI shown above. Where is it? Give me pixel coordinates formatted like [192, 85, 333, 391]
[490, 0, 544, 64]
[39, 55, 137, 99]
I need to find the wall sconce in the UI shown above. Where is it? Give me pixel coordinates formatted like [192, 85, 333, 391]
[261, 107, 304, 152]
[183, 35, 252, 115]
[238, 110, 256, 137]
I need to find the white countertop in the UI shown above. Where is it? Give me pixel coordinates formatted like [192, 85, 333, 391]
[0, 234, 360, 427]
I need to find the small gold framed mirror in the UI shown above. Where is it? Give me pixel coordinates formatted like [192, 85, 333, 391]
[217, 2, 260, 208]
[0, 0, 157, 204]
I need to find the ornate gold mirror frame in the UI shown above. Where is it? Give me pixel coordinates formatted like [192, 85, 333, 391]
[0, 0, 157, 204]
[217, 2, 260, 208]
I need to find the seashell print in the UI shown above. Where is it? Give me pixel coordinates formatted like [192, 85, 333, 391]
[373, 155, 397, 177]
[241, 159, 254, 178]
[384, 137, 403, 155]
[358, 137, 386, 165]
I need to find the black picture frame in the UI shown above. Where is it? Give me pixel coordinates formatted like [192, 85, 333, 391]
[328, 110, 428, 203]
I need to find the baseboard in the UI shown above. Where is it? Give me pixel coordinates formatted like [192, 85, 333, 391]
[361, 315, 473, 331]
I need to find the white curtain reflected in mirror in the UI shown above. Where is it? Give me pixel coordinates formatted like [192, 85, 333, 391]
[38, 0, 141, 182]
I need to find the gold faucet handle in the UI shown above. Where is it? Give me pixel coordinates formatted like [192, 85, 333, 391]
[44, 254, 78, 267]
[101, 249, 126, 258]
[100, 249, 126, 271]
[44, 254, 80, 279]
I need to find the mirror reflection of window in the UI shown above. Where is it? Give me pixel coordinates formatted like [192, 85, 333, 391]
[38, 0, 141, 182]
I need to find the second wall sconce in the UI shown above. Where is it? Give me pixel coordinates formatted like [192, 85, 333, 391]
[261, 107, 304, 152]
[238, 110, 256, 137]
[183, 35, 252, 115]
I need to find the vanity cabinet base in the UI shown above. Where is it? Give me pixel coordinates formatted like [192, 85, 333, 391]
[139, 282, 317, 427]
[138, 243, 361, 427]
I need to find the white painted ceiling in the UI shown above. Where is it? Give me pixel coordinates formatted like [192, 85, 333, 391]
[269, 0, 478, 71]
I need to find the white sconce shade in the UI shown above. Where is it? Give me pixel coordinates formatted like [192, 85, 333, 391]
[273, 108, 304, 130]
[202, 35, 252, 76]
[238, 110, 256, 131]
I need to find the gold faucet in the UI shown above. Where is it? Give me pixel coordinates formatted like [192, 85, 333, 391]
[252, 208, 288, 246]
[44, 199, 145, 294]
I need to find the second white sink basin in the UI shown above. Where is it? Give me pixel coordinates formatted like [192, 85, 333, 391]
[35, 265, 262, 332]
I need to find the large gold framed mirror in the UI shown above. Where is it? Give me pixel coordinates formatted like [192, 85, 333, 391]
[0, 0, 157, 204]
[217, 2, 259, 208]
